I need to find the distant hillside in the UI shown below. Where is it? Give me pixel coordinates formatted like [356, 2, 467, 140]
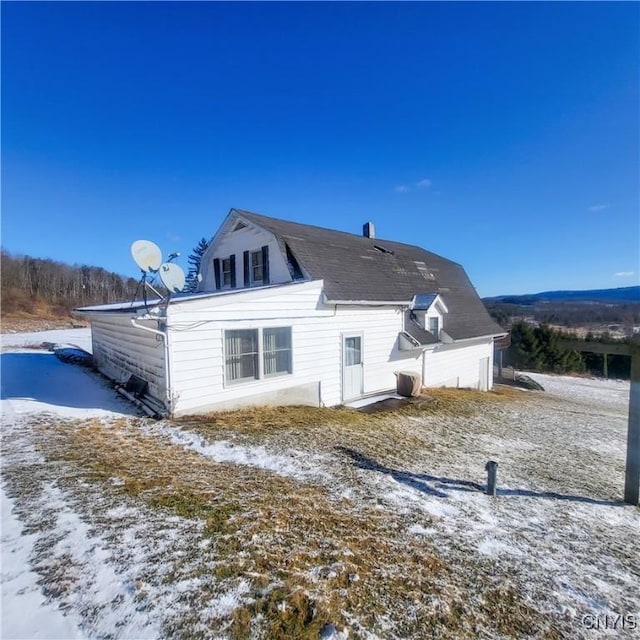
[1, 249, 140, 331]
[485, 286, 639, 305]
[483, 286, 640, 334]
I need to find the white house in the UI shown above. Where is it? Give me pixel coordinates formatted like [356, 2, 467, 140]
[77, 209, 505, 417]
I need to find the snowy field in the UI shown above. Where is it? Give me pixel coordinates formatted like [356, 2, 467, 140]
[1, 329, 639, 639]
[1, 327, 92, 353]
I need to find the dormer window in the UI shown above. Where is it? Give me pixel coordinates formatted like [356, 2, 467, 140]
[251, 250, 264, 283]
[222, 258, 233, 287]
[409, 292, 447, 341]
[242, 246, 270, 287]
[213, 255, 237, 289]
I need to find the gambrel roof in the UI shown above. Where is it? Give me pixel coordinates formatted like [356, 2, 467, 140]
[232, 209, 503, 341]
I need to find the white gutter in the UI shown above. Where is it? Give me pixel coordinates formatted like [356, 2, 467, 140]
[130, 317, 172, 416]
[324, 298, 410, 306]
[442, 331, 508, 344]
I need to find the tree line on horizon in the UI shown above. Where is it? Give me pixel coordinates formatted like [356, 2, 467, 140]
[1, 236, 210, 319]
[1, 249, 141, 316]
[485, 299, 640, 330]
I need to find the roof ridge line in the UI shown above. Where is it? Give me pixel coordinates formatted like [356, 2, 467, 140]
[233, 208, 436, 250]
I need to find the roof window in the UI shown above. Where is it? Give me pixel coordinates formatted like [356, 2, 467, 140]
[412, 293, 438, 310]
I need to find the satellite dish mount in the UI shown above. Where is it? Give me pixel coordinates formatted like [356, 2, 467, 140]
[130, 240, 185, 308]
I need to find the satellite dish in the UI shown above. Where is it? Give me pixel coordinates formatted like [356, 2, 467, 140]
[158, 262, 186, 293]
[131, 240, 162, 272]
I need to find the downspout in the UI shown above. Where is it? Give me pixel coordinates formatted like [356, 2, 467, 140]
[130, 317, 172, 416]
[422, 349, 427, 388]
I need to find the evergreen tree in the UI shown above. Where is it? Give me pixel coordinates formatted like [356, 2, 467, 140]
[508, 321, 542, 369]
[505, 321, 585, 374]
[185, 238, 209, 293]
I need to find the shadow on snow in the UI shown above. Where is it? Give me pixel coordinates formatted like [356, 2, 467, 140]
[336, 446, 626, 507]
[0, 351, 136, 415]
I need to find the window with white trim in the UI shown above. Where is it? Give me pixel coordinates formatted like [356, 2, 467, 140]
[224, 327, 292, 384]
[225, 330, 259, 382]
[428, 317, 439, 336]
[222, 258, 233, 287]
[263, 327, 292, 376]
[251, 250, 264, 283]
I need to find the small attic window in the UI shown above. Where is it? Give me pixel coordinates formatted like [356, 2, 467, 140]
[373, 245, 394, 255]
[233, 221, 248, 231]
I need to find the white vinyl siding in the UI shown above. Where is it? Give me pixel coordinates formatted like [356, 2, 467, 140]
[157, 280, 495, 415]
[88, 314, 166, 403]
[423, 339, 494, 390]
[199, 221, 292, 293]
[167, 281, 423, 414]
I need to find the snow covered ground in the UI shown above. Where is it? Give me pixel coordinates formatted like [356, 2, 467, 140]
[1, 335, 136, 639]
[142, 420, 332, 482]
[1, 329, 639, 639]
[1, 486, 84, 639]
[1, 327, 92, 353]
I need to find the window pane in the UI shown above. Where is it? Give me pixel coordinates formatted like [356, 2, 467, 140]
[429, 317, 439, 335]
[263, 327, 291, 376]
[345, 336, 361, 366]
[253, 264, 263, 282]
[225, 329, 258, 381]
[251, 251, 263, 282]
[265, 327, 289, 350]
[222, 258, 232, 286]
[275, 349, 291, 372]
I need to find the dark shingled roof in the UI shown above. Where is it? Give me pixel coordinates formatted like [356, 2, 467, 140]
[404, 317, 438, 346]
[234, 209, 504, 341]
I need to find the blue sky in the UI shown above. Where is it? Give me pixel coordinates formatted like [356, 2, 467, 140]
[2, 1, 638, 297]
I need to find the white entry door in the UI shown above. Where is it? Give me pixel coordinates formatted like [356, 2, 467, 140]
[479, 356, 490, 391]
[342, 334, 364, 401]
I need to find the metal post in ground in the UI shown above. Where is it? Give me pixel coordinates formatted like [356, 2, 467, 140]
[485, 460, 498, 496]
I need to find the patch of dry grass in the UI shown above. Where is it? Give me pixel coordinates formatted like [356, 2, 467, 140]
[171, 386, 528, 486]
[22, 393, 569, 639]
[175, 386, 525, 435]
[414, 385, 529, 417]
[175, 404, 374, 435]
